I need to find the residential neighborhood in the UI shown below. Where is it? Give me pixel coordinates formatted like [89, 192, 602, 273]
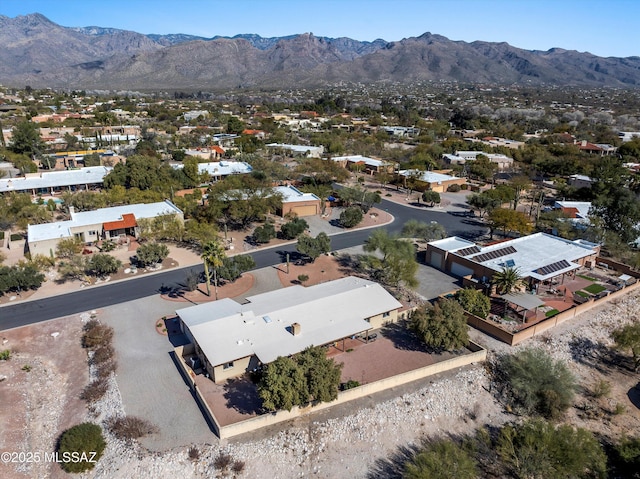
[1, 27, 640, 479]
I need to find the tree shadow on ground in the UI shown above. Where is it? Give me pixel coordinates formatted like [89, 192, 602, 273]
[628, 383, 640, 410]
[335, 253, 364, 276]
[222, 376, 264, 415]
[328, 218, 346, 228]
[275, 249, 305, 264]
[568, 337, 627, 374]
[448, 228, 486, 241]
[163, 315, 190, 347]
[380, 321, 428, 352]
[366, 444, 419, 479]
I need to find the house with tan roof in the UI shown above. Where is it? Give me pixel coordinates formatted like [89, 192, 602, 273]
[177, 276, 403, 383]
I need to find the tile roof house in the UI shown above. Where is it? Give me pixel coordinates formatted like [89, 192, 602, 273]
[27, 200, 183, 257]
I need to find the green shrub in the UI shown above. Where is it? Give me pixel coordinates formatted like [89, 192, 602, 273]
[497, 420, 607, 479]
[496, 348, 576, 419]
[455, 288, 490, 318]
[404, 438, 477, 479]
[0, 349, 10, 360]
[57, 423, 106, 473]
[545, 309, 559, 317]
[135, 242, 169, 267]
[280, 218, 308, 240]
[447, 183, 462, 192]
[591, 379, 611, 398]
[342, 380, 360, 390]
[339, 206, 364, 228]
[100, 240, 116, 252]
[253, 223, 276, 243]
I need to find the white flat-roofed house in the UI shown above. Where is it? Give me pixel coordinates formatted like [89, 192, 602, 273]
[568, 174, 594, 189]
[266, 143, 324, 158]
[173, 160, 252, 181]
[0, 166, 112, 196]
[445, 151, 514, 170]
[329, 155, 396, 175]
[426, 232, 599, 287]
[27, 200, 183, 257]
[177, 276, 403, 383]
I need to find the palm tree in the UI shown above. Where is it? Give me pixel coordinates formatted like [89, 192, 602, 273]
[201, 239, 226, 299]
[492, 266, 525, 319]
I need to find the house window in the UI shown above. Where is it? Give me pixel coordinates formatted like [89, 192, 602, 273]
[382, 312, 391, 318]
[88, 230, 96, 236]
[223, 361, 234, 370]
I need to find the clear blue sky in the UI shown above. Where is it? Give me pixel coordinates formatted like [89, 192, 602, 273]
[2, 0, 638, 58]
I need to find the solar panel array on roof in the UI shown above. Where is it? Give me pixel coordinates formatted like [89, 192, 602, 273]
[534, 259, 572, 276]
[471, 245, 517, 263]
[457, 245, 481, 257]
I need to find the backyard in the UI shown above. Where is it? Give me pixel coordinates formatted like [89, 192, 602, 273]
[485, 266, 637, 333]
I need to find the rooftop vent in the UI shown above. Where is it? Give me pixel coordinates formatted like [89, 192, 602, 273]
[291, 322, 301, 336]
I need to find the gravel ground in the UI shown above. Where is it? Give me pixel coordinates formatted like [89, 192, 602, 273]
[78, 289, 640, 479]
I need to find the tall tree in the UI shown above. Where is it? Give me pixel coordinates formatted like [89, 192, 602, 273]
[487, 208, 531, 239]
[612, 323, 640, 371]
[9, 120, 45, 157]
[401, 219, 447, 241]
[258, 356, 307, 411]
[296, 233, 331, 262]
[363, 229, 418, 288]
[410, 298, 469, 352]
[201, 239, 226, 298]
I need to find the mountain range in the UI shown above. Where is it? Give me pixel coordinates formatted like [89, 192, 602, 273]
[1, 13, 639, 91]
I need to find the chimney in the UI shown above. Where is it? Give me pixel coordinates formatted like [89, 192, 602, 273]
[291, 322, 301, 336]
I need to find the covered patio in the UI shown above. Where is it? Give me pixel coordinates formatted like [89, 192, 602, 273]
[501, 293, 546, 323]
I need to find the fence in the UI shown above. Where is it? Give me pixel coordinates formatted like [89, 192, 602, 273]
[175, 341, 486, 439]
[466, 279, 640, 346]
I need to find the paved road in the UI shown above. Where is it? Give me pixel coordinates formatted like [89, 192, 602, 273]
[0, 199, 487, 329]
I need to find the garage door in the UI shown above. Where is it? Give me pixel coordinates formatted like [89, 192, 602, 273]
[430, 251, 443, 269]
[450, 261, 474, 278]
[431, 184, 445, 193]
[291, 205, 318, 217]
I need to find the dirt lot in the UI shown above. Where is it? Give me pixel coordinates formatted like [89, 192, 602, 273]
[0, 312, 90, 479]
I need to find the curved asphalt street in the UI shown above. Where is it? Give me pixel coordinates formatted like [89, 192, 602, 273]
[0, 199, 487, 330]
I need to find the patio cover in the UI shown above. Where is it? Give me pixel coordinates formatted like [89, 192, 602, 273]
[502, 293, 545, 311]
[619, 274, 633, 282]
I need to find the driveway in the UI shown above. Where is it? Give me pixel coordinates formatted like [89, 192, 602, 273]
[414, 264, 462, 300]
[100, 296, 215, 450]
